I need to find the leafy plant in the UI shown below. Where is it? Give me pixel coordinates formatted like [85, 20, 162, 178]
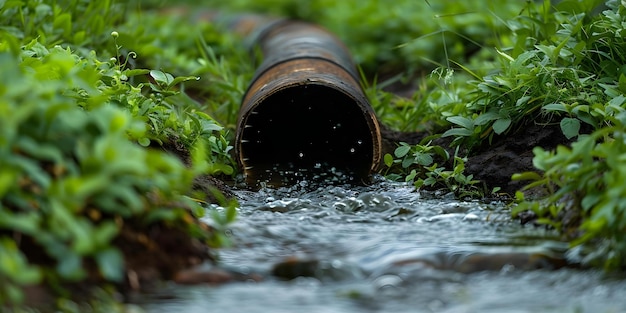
[0, 0, 241, 307]
[114, 9, 254, 130]
[382, 141, 486, 197]
[437, 0, 620, 148]
[512, 114, 626, 270]
[502, 1, 626, 270]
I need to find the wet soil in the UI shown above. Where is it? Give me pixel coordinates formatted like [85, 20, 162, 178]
[381, 121, 571, 196]
[464, 122, 569, 195]
[381, 122, 566, 200]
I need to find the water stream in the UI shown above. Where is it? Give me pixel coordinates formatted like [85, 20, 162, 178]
[140, 178, 626, 313]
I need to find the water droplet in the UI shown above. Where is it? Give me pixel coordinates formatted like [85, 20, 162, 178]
[357, 139, 363, 145]
[298, 152, 304, 158]
[350, 148, 356, 153]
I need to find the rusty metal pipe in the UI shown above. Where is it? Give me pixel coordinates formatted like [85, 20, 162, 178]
[234, 18, 382, 186]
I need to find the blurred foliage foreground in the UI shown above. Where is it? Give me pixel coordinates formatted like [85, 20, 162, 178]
[2, 0, 626, 310]
[0, 0, 238, 309]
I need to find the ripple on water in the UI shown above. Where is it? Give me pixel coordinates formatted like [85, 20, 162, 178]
[147, 179, 626, 313]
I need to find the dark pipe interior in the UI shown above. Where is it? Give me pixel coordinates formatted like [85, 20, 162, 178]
[240, 84, 374, 186]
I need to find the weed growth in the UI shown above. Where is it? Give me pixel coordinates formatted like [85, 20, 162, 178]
[0, 0, 239, 307]
[382, 140, 486, 198]
[503, 0, 626, 270]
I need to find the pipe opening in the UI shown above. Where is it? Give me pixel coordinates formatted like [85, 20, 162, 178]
[239, 84, 375, 186]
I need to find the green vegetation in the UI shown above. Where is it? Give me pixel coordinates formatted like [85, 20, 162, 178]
[197, 0, 626, 270]
[0, 0, 238, 309]
[382, 140, 488, 198]
[2, 0, 626, 309]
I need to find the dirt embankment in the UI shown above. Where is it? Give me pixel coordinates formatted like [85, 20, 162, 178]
[381, 121, 570, 196]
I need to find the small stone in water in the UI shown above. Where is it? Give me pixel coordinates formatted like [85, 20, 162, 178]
[272, 257, 319, 280]
[463, 213, 480, 221]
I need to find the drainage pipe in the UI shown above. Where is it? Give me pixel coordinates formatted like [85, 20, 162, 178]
[234, 18, 382, 186]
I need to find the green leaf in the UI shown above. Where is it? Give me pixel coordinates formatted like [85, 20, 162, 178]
[560, 117, 580, 139]
[615, 111, 626, 126]
[414, 179, 424, 189]
[423, 177, 437, 186]
[515, 96, 531, 106]
[401, 156, 414, 168]
[394, 144, 411, 158]
[0, 211, 41, 235]
[618, 73, 626, 94]
[124, 69, 150, 77]
[57, 253, 86, 281]
[442, 128, 473, 137]
[145, 208, 179, 224]
[431, 145, 450, 160]
[383, 153, 394, 167]
[512, 171, 543, 181]
[474, 111, 500, 126]
[170, 75, 200, 87]
[95, 248, 124, 282]
[53, 12, 72, 37]
[0, 238, 42, 285]
[446, 116, 474, 130]
[225, 205, 237, 224]
[415, 152, 433, 166]
[386, 174, 402, 181]
[492, 118, 511, 135]
[608, 94, 626, 107]
[581, 194, 601, 211]
[138, 137, 151, 147]
[92, 221, 119, 248]
[0, 170, 17, 198]
[405, 169, 417, 182]
[150, 70, 174, 85]
[542, 103, 568, 113]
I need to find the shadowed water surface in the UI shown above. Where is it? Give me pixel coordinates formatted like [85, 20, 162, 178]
[141, 179, 626, 313]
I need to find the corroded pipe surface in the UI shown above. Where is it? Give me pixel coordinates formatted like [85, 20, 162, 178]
[235, 18, 382, 187]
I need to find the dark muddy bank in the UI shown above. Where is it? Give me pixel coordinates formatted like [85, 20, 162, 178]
[381, 121, 571, 196]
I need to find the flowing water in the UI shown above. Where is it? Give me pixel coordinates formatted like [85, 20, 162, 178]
[140, 178, 626, 313]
